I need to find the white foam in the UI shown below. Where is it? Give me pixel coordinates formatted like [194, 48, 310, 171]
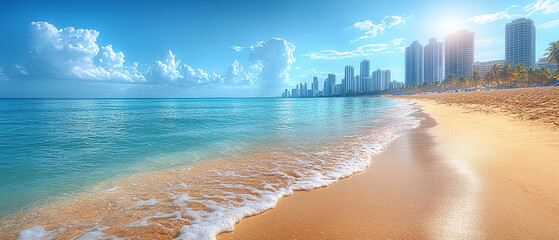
[18, 226, 54, 240]
[103, 186, 121, 192]
[133, 199, 158, 207]
[171, 100, 421, 240]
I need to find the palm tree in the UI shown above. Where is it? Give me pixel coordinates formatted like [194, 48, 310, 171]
[544, 40, 559, 70]
[527, 67, 538, 86]
[499, 63, 516, 87]
[483, 71, 492, 88]
[489, 64, 501, 87]
[515, 64, 528, 86]
[537, 67, 552, 86]
[443, 74, 455, 91]
[471, 70, 481, 90]
[457, 76, 467, 89]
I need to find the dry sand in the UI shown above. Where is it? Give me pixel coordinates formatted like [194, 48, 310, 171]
[399, 86, 559, 129]
[218, 88, 559, 239]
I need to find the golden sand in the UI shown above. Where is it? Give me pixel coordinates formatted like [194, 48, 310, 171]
[398, 86, 559, 129]
[218, 89, 559, 239]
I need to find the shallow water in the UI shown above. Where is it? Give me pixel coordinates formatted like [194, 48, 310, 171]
[0, 98, 419, 239]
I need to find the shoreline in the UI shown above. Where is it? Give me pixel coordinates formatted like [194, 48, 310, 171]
[218, 95, 559, 239]
[1, 99, 418, 240]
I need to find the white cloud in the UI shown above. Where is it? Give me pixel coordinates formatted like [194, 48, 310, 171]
[466, 6, 522, 24]
[525, 0, 559, 15]
[148, 50, 223, 86]
[148, 37, 296, 89]
[298, 68, 329, 79]
[537, 19, 559, 28]
[230, 46, 243, 52]
[248, 37, 296, 88]
[304, 43, 388, 60]
[395, 46, 406, 53]
[28, 21, 144, 82]
[391, 38, 405, 46]
[383, 15, 405, 28]
[5, 22, 296, 92]
[224, 60, 256, 85]
[352, 15, 407, 42]
[149, 50, 182, 82]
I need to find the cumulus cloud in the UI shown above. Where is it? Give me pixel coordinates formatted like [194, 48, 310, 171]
[3, 21, 296, 92]
[537, 19, 559, 28]
[27, 21, 143, 82]
[352, 15, 407, 42]
[247, 37, 296, 88]
[304, 43, 388, 60]
[147, 50, 224, 86]
[147, 37, 296, 89]
[525, 0, 559, 15]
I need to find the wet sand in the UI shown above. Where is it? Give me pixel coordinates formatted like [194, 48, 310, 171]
[218, 98, 559, 239]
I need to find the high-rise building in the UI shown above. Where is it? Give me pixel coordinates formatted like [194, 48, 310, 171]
[506, 18, 536, 68]
[405, 41, 424, 85]
[360, 59, 370, 92]
[328, 74, 336, 95]
[360, 59, 371, 78]
[363, 77, 373, 91]
[445, 30, 474, 78]
[345, 65, 354, 93]
[390, 81, 404, 89]
[356, 75, 362, 92]
[473, 60, 505, 76]
[372, 69, 392, 90]
[372, 69, 383, 90]
[382, 70, 391, 90]
[312, 76, 319, 91]
[323, 74, 336, 96]
[323, 78, 330, 96]
[282, 89, 289, 98]
[424, 38, 444, 83]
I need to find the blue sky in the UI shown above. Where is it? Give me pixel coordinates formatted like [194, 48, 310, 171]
[0, 0, 558, 98]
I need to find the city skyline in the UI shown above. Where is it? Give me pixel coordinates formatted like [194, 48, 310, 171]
[1, 0, 559, 98]
[282, 14, 550, 97]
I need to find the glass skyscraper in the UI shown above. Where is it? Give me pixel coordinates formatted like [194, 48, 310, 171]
[405, 40, 424, 86]
[344, 65, 354, 93]
[424, 38, 444, 83]
[505, 18, 536, 68]
[445, 30, 474, 78]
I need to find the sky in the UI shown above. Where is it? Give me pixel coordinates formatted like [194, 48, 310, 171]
[0, 0, 558, 98]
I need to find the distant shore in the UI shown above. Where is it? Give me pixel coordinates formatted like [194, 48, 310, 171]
[219, 86, 559, 239]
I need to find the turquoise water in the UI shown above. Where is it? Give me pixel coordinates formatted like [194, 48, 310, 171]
[0, 98, 403, 217]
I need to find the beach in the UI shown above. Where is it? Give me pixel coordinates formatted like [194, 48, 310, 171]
[219, 87, 559, 239]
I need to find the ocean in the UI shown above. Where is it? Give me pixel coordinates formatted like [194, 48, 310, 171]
[0, 98, 419, 239]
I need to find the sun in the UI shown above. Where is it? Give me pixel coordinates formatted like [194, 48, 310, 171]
[442, 20, 459, 33]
